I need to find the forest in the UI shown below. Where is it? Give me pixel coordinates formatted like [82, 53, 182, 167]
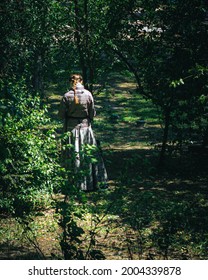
[0, 0, 208, 260]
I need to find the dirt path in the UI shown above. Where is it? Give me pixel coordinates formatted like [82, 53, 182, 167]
[1, 77, 207, 260]
[44, 78, 208, 260]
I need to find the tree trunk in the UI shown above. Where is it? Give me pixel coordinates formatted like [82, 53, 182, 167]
[74, 0, 88, 87]
[202, 127, 208, 147]
[87, 66, 94, 93]
[33, 53, 44, 96]
[158, 106, 171, 167]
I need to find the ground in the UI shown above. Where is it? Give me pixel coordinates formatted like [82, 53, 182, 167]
[0, 74, 207, 259]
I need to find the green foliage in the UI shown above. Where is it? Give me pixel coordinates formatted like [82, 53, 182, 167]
[1, 0, 208, 260]
[100, 0, 208, 159]
[0, 79, 60, 217]
[0, 79, 96, 259]
[0, 0, 72, 93]
[58, 198, 86, 260]
[57, 140, 106, 260]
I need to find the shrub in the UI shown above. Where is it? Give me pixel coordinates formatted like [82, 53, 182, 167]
[0, 79, 60, 217]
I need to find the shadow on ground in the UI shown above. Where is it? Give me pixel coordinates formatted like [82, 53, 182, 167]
[0, 243, 42, 260]
[1, 79, 207, 260]
[45, 80, 208, 260]
[85, 147, 208, 260]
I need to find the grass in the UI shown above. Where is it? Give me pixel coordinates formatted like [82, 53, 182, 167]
[0, 74, 207, 260]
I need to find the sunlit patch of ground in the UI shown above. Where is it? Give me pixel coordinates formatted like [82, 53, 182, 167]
[1, 76, 207, 260]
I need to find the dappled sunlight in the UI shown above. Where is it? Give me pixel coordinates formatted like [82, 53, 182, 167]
[1, 0, 207, 262]
[33, 78, 208, 259]
[1, 76, 207, 260]
[84, 165, 208, 259]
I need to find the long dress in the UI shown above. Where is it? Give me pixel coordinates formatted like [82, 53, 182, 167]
[58, 83, 108, 191]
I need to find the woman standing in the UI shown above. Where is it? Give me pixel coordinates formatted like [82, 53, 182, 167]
[58, 74, 108, 191]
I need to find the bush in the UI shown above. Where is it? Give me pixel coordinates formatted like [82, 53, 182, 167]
[0, 79, 60, 217]
[0, 78, 102, 259]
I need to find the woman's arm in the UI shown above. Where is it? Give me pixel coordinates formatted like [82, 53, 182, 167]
[88, 94, 96, 121]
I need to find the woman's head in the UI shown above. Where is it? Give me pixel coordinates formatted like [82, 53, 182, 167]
[70, 74, 83, 88]
[70, 74, 83, 104]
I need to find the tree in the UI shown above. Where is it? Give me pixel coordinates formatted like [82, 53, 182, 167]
[101, 0, 208, 164]
[0, 0, 67, 95]
[58, 0, 115, 90]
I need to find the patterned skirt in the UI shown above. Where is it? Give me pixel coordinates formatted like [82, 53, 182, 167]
[64, 118, 108, 191]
